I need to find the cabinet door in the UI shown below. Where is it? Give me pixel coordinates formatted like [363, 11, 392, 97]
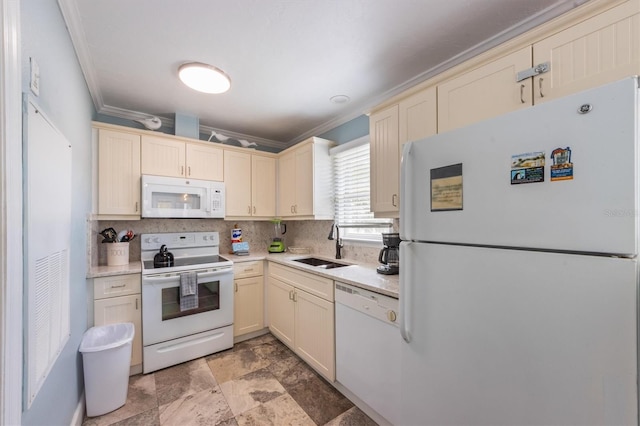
[224, 150, 252, 216]
[399, 86, 438, 147]
[140, 135, 185, 177]
[94, 294, 142, 367]
[437, 46, 533, 133]
[293, 144, 314, 216]
[234, 276, 264, 337]
[186, 143, 224, 181]
[93, 274, 140, 300]
[267, 277, 295, 348]
[278, 151, 297, 217]
[251, 155, 277, 217]
[370, 104, 400, 214]
[533, 1, 640, 103]
[294, 289, 335, 381]
[97, 129, 141, 216]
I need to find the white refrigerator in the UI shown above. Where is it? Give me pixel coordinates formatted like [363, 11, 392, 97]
[399, 77, 639, 426]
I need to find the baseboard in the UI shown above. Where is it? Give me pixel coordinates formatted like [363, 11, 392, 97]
[70, 392, 85, 426]
[233, 328, 269, 344]
[129, 363, 142, 376]
[331, 381, 392, 426]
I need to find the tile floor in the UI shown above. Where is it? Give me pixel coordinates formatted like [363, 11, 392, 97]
[82, 333, 378, 426]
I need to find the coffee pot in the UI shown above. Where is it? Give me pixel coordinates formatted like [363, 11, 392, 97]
[377, 233, 400, 275]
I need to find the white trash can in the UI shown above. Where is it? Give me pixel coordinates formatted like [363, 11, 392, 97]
[79, 322, 134, 417]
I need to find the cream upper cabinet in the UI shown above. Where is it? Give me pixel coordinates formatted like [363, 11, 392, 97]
[370, 105, 400, 215]
[185, 142, 224, 181]
[224, 150, 252, 216]
[277, 137, 334, 220]
[141, 135, 223, 181]
[224, 150, 276, 218]
[399, 86, 438, 148]
[371, 88, 437, 217]
[233, 261, 264, 338]
[533, 0, 640, 103]
[278, 150, 297, 216]
[97, 128, 141, 217]
[141, 135, 185, 177]
[437, 46, 533, 133]
[251, 154, 277, 218]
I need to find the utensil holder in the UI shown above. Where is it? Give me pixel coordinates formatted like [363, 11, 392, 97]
[107, 242, 129, 266]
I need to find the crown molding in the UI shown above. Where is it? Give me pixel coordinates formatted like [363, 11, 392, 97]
[59, 0, 589, 150]
[57, 0, 104, 110]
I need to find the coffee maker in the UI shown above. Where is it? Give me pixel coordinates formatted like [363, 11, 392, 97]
[377, 232, 400, 275]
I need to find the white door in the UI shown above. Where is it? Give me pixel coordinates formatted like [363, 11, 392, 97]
[401, 77, 639, 255]
[399, 241, 638, 426]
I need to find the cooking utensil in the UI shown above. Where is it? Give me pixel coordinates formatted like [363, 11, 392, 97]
[99, 227, 117, 243]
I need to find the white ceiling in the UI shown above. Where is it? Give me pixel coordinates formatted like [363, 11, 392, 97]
[59, 0, 588, 150]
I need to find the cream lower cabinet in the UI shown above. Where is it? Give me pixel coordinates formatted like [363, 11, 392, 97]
[224, 150, 276, 219]
[233, 261, 265, 337]
[97, 128, 141, 217]
[533, 0, 640, 103]
[141, 135, 224, 181]
[267, 262, 335, 381]
[93, 274, 142, 371]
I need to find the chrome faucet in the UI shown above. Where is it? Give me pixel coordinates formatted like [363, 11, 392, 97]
[327, 223, 343, 259]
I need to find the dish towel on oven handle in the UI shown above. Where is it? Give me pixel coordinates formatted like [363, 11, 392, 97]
[179, 271, 198, 311]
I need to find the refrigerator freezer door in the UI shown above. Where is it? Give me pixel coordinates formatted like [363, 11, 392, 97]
[401, 77, 639, 256]
[399, 241, 638, 426]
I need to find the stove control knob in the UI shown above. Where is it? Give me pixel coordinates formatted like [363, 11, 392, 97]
[387, 310, 397, 323]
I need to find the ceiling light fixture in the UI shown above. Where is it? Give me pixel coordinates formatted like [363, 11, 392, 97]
[178, 62, 231, 94]
[330, 95, 350, 104]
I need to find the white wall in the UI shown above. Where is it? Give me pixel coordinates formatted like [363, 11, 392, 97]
[20, 1, 93, 424]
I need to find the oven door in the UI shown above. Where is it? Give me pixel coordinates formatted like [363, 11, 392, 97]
[142, 267, 233, 346]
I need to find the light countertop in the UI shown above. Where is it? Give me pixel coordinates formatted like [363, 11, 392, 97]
[227, 251, 399, 298]
[87, 261, 142, 278]
[87, 252, 399, 298]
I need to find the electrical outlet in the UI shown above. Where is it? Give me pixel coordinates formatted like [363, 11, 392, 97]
[30, 57, 40, 96]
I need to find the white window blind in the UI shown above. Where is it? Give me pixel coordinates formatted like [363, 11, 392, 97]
[332, 137, 392, 241]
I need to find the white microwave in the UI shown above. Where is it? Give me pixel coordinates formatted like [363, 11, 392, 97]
[141, 175, 225, 218]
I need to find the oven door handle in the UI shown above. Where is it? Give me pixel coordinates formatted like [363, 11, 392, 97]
[197, 269, 232, 280]
[143, 268, 231, 284]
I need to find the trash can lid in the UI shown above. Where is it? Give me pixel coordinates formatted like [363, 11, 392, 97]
[79, 322, 134, 353]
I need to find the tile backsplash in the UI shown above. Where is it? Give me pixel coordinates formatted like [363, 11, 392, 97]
[90, 217, 398, 268]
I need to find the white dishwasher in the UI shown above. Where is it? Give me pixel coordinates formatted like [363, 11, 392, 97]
[335, 282, 401, 426]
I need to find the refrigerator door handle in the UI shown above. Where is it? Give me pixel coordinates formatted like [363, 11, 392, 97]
[399, 241, 412, 343]
[400, 142, 414, 241]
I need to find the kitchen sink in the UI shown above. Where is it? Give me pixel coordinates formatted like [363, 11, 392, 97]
[293, 257, 350, 269]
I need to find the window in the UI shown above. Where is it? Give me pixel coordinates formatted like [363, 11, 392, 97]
[331, 136, 392, 241]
